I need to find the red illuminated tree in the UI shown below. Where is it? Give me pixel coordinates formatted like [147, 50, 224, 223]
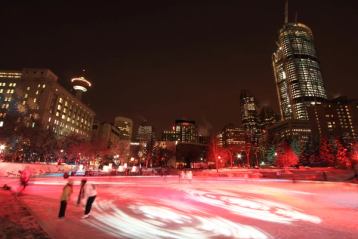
[319, 138, 335, 166]
[351, 142, 358, 166]
[275, 141, 298, 168]
[336, 141, 351, 169]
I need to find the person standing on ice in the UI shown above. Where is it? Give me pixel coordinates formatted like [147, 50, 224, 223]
[80, 179, 97, 218]
[58, 180, 73, 218]
[77, 179, 86, 206]
[16, 167, 31, 196]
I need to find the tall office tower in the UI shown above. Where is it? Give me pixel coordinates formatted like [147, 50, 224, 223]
[0, 68, 95, 139]
[240, 90, 259, 143]
[272, 0, 327, 121]
[114, 116, 133, 140]
[174, 119, 198, 143]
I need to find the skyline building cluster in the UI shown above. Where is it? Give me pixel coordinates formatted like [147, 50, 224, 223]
[0, 1, 356, 166]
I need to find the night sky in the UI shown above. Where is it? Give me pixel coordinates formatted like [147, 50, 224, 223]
[1, 1, 357, 134]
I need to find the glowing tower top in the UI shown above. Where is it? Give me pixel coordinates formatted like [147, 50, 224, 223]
[71, 73, 92, 100]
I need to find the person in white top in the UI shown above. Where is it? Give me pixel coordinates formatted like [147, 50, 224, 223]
[80, 179, 97, 218]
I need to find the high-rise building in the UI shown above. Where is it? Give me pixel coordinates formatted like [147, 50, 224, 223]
[272, 1, 327, 121]
[92, 122, 122, 147]
[259, 106, 279, 129]
[308, 97, 358, 142]
[221, 124, 246, 148]
[0, 68, 95, 139]
[174, 119, 198, 143]
[162, 130, 178, 142]
[240, 90, 259, 143]
[114, 116, 133, 140]
[136, 122, 155, 143]
[267, 119, 311, 145]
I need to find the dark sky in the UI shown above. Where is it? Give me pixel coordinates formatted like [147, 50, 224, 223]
[1, 1, 357, 133]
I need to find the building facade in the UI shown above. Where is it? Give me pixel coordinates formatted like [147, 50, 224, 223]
[136, 122, 155, 143]
[308, 97, 358, 142]
[267, 119, 311, 145]
[0, 68, 95, 139]
[240, 90, 260, 144]
[114, 116, 133, 140]
[174, 119, 198, 143]
[221, 124, 246, 148]
[272, 19, 327, 121]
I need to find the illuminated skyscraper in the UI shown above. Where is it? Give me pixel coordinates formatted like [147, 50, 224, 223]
[272, 1, 327, 121]
[240, 89, 259, 143]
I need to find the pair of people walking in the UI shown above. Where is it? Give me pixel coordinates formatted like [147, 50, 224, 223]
[58, 178, 97, 219]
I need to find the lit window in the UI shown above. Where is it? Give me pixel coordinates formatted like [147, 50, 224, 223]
[57, 105, 61, 110]
[42, 84, 46, 88]
[48, 117, 51, 122]
[0, 89, 3, 93]
[33, 98, 37, 103]
[36, 90, 39, 95]
[59, 98, 63, 103]
[0, 121, 3, 127]
[13, 83, 16, 87]
[27, 86, 30, 91]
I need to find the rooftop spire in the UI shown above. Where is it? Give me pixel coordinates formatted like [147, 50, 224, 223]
[284, 0, 289, 24]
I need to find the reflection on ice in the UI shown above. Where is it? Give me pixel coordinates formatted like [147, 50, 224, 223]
[186, 189, 321, 224]
[85, 200, 270, 239]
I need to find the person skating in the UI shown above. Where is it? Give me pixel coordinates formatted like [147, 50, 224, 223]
[16, 168, 31, 196]
[81, 179, 97, 219]
[58, 180, 73, 218]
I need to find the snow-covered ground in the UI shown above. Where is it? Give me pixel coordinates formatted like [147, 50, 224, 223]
[1, 176, 358, 239]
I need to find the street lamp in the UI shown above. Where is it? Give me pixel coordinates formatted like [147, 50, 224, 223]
[0, 144, 6, 152]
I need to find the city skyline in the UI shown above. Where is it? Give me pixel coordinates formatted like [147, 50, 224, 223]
[1, 1, 357, 132]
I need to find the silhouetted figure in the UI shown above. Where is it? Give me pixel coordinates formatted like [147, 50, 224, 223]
[322, 171, 328, 181]
[77, 179, 86, 206]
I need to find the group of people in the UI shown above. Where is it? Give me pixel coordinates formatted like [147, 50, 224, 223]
[59, 176, 97, 219]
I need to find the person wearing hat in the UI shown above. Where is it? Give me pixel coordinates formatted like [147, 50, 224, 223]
[58, 180, 73, 218]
